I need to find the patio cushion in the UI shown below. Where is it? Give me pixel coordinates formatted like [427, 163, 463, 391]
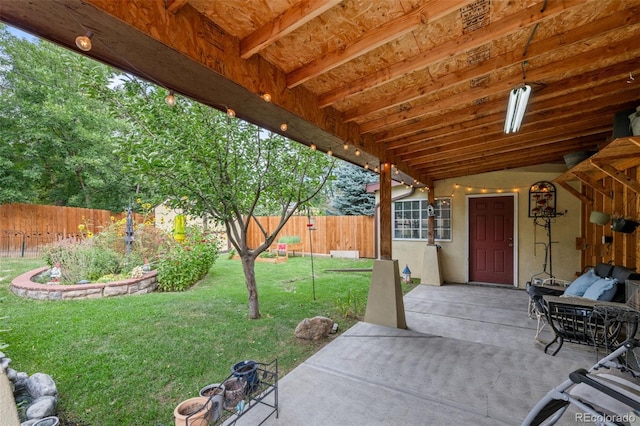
[594, 263, 614, 278]
[583, 278, 618, 301]
[563, 269, 599, 297]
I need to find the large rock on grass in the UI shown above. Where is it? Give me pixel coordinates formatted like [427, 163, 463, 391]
[295, 316, 334, 341]
[26, 373, 57, 398]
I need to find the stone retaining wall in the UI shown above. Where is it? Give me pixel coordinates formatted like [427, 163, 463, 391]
[11, 267, 158, 300]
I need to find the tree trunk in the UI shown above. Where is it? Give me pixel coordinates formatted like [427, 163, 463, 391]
[240, 254, 260, 319]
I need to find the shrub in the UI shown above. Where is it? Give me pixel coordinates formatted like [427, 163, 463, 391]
[155, 226, 221, 292]
[86, 247, 122, 281]
[41, 212, 170, 284]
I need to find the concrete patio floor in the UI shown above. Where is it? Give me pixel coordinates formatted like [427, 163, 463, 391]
[235, 283, 609, 425]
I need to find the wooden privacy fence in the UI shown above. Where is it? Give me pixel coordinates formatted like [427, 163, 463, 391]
[246, 215, 375, 258]
[0, 203, 146, 257]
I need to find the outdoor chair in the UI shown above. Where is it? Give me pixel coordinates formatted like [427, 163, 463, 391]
[522, 339, 640, 426]
[528, 264, 640, 355]
[527, 264, 613, 344]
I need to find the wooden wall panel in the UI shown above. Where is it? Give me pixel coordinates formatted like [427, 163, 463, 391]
[580, 166, 640, 271]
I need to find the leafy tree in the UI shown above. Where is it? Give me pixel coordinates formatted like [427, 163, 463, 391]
[0, 25, 136, 210]
[330, 162, 377, 215]
[113, 79, 334, 319]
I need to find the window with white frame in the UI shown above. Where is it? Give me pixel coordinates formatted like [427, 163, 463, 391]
[393, 198, 451, 241]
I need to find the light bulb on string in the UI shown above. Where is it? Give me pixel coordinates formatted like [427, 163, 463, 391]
[310, 144, 316, 151]
[226, 108, 235, 118]
[165, 91, 176, 107]
[355, 149, 361, 156]
[260, 92, 271, 102]
[75, 31, 93, 51]
[280, 123, 288, 132]
[364, 163, 369, 170]
[343, 143, 349, 150]
[327, 149, 333, 157]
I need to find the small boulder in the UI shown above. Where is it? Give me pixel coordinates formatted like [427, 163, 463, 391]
[26, 395, 57, 420]
[294, 316, 334, 341]
[27, 373, 57, 398]
[7, 367, 18, 381]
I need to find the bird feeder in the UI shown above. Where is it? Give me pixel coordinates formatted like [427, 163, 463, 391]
[402, 264, 411, 283]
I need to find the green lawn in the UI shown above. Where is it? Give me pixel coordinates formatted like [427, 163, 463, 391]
[0, 255, 415, 425]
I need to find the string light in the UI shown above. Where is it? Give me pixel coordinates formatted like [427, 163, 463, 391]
[165, 91, 176, 107]
[75, 31, 93, 51]
[310, 144, 316, 150]
[355, 149, 361, 156]
[343, 143, 349, 150]
[280, 123, 288, 131]
[374, 166, 379, 173]
[327, 149, 333, 156]
[226, 108, 236, 118]
[260, 92, 271, 102]
[452, 183, 529, 193]
[364, 162, 369, 169]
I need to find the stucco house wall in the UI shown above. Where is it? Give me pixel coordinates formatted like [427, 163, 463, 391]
[380, 165, 582, 289]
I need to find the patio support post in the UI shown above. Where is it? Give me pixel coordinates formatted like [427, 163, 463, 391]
[422, 186, 443, 285]
[364, 163, 407, 329]
[379, 162, 392, 260]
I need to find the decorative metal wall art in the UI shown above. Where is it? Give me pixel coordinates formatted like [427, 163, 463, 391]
[529, 181, 556, 218]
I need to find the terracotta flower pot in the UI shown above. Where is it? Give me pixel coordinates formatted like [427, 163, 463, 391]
[174, 397, 213, 426]
[199, 383, 225, 421]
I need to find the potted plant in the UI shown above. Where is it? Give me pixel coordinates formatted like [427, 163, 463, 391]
[610, 215, 640, 234]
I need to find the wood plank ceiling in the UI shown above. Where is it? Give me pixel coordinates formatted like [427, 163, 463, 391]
[1, 0, 639, 188]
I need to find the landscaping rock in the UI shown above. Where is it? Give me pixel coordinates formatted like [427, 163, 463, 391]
[294, 316, 334, 341]
[26, 373, 57, 398]
[26, 395, 57, 420]
[1, 356, 11, 370]
[7, 367, 18, 381]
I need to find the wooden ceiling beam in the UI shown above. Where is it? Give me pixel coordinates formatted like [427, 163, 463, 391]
[571, 171, 612, 200]
[165, 0, 189, 14]
[285, 0, 467, 89]
[318, 0, 585, 108]
[382, 78, 640, 151]
[360, 38, 640, 134]
[422, 139, 604, 181]
[343, 4, 640, 123]
[405, 117, 611, 166]
[388, 88, 640, 156]
[591, 161, 640, 195]
[390, 97, 633, 161]
[240, 0, 342, 59]
[377, 58, 640, 146]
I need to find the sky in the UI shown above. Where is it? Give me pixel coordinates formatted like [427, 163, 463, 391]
[6, 24, 38, 42]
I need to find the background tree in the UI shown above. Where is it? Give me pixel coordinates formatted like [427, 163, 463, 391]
[0, 25, 136, 210]
[330, 162, 377, 215]
[113, 79, 334, 319]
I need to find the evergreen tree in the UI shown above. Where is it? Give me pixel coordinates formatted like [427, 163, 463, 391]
[330, 162, 377, 215]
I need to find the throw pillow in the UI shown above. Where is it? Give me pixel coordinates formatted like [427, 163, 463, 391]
[583, 278, 618, 301]
[563, 269, 599, 297]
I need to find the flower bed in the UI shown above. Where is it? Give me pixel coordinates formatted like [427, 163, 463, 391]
[11, 267, 158, 301]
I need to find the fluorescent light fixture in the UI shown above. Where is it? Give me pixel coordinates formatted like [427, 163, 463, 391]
[504, 85, 531, 134]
